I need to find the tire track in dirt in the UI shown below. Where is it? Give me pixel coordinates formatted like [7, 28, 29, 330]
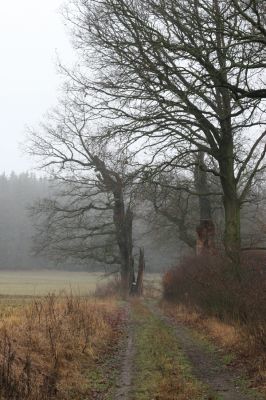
[114, 305, 135, 400]
[148, 302, 262, 400]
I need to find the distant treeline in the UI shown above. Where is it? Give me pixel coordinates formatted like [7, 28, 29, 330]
[0, 173, 92, 270]
[0, 172, 180, 271]
[0, 172, 62, 270]
[0, 172, 49, 269]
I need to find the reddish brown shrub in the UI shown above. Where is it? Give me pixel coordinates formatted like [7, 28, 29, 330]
[163, 253, 266, 352]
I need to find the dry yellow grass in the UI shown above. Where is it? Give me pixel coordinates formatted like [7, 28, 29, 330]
[161, 302, 239, 350]
[0, 294, 124, 399]
[161, 301, 266, 392]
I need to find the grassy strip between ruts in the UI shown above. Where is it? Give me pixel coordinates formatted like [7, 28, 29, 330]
[131, 300, 207, 400]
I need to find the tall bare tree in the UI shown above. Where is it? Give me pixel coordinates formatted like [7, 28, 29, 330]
[28, 101, 135, 294]
[63, 0, 266, 271]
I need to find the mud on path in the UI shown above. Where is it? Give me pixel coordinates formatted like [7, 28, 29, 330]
[148, 302, 262, 400]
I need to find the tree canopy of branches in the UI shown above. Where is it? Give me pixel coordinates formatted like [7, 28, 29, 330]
[141, 172, 197, 249]
[29, 102, 135, 294]
[224, 0, 266, 99]
[63, 0, 266, 269]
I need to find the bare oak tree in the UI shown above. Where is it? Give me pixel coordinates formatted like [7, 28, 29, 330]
[28, 100, 135, 294]
[63, 0, 266, 270]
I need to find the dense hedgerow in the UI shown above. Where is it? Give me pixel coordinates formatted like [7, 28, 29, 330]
[163, 252, 266, 351]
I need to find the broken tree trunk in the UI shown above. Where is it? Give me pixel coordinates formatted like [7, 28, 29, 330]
[196, 220, 216, 255]
[194, 152, 216, 255]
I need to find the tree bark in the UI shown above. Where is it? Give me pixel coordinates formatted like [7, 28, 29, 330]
[92, 155, 135, 295]
[222, 186, 241, 266]
[117, 206, 135, 296]
[219, 141, 241, 274]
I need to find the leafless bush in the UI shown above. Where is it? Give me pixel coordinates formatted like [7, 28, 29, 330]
[94, 276, 121, 298]
[163, 253, 266, 354]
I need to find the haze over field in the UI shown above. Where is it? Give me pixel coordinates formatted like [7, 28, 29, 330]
[0, 1, 266, 399]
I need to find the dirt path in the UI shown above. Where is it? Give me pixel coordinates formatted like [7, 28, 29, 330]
[148, 302, 261, 400]
[114, 307, 135, 400]
[111, 300, 263, 399]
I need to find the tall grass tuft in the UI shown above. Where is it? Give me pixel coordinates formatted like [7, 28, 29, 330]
[0, 293, 123, 399]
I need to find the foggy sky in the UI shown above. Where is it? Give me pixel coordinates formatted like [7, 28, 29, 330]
[0, 0, 74, 174]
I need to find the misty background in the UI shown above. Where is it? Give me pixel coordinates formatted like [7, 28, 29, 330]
[0, 1, 181, 272]
[0, 172, 180, 271]
[0, 1, 265, 274]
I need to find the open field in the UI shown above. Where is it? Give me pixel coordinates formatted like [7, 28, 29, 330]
[0, 270, 105, 296]
[0, 270, 162, 297]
